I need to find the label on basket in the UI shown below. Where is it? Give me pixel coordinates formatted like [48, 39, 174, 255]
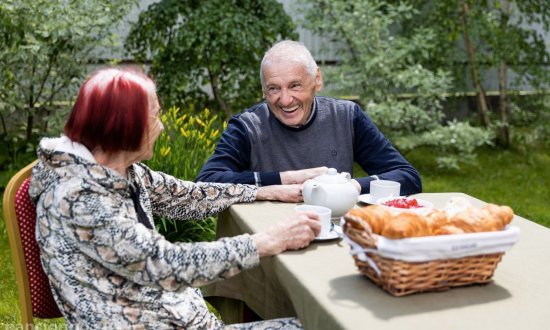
[373, 225, 520, 262]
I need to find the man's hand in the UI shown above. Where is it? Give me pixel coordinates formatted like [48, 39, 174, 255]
[280, 166, 328, 185]
[256, 184, 303, 203]
[351, 179, 361, 193]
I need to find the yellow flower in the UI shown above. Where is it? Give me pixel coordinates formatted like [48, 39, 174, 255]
[176, 115, 186, 126]
[179, 128, 189, 138]
[160, 146, 171, 157]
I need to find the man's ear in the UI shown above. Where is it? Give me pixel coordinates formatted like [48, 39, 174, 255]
[315, 67, 323, 92]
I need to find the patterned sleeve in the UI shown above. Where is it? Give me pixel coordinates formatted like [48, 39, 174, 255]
[133, 163, 257, 220]
[58, 180, 260, 291]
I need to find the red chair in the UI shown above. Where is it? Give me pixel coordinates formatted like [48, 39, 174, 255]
[3, 160, 63, 327]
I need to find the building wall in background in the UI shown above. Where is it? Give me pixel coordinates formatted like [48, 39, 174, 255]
[101, 0, 340, 62]
[104, 0, 548, 93]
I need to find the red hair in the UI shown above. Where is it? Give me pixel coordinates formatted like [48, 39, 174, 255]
[65, 68, 156, 153]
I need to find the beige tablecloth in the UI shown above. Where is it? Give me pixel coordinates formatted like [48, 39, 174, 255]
[204, 193, 550, 330]
[203, 202, 299, 319]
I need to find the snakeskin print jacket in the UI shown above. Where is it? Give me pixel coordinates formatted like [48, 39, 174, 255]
[28, 136, 300, 329]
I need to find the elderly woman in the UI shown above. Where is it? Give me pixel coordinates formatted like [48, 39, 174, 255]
[29, 68, 320, 329]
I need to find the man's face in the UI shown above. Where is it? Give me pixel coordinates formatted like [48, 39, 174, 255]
[262, 60, 322, 127]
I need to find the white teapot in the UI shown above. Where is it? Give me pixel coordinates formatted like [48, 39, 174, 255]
[302, 168, 359, 218]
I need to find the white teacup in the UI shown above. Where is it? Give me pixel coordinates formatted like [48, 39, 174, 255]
[370, 179, 400, 201]
[295, 205, 332, 238]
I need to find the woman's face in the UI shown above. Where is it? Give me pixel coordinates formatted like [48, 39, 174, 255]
[138, 91, 164, 161]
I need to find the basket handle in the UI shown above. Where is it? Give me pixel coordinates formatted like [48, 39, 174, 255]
[343, 236, 382, 276]
[342, 218, 382, 276]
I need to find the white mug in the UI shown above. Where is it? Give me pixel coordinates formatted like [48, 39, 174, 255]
[370, 179, 400, 201]
[295, 205, 332, 238]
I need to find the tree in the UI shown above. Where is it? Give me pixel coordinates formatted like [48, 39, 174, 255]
[487, 0, 550, 146]
[407, 0, 550, 147]
[0, 0, 137, 165]
[126, 0, 298, 117]
[299, 0, 492, 169]
[459, 0, 491, 127]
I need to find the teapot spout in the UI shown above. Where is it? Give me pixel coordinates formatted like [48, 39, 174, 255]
[302, 180, 323, 205]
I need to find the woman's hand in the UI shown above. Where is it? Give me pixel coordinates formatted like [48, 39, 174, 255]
[256, 184, 303, 203]
[252, 212, 321, 257]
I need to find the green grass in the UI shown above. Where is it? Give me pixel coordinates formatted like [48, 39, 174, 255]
[405, 145, 550, 228]
[0, 144, 548, 324]
[0, 219, 19, 325]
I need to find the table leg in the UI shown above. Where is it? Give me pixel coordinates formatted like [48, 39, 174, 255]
[205, 296, 244, 324]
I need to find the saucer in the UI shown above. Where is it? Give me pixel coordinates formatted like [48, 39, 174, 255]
[357, 194, 375, 204]
[314, 224, 343, 241]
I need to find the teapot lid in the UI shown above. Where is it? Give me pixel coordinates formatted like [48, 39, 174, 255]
[314, 168, 351, 184]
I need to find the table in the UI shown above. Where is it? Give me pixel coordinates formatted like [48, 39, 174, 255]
[204, 193, 550, 330]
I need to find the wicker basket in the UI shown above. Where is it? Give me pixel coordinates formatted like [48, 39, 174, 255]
[343, 218, 508, 297]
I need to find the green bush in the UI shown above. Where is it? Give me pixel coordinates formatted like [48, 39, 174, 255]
[299, 0, 493, 169]
[0, 0, 137, 170]
[508, 94, 550, 149]
[126, 0, 297, 117]
[146, 106, 225, 242]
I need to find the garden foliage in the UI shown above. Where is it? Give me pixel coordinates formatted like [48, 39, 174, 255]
[300, 0, 493, 169]
[146, 105, 225, 242]
[399, 0, 550, 147]
[0, 0, 137, 170]
[126, 0, 297, 117]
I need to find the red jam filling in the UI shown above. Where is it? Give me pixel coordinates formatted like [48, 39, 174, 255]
[383, 198, 422, 209]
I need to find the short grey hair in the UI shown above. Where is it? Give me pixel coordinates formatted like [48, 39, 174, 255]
[260, 40, 318, 88]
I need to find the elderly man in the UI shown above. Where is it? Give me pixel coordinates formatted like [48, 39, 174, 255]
[196, 40, 422, 200]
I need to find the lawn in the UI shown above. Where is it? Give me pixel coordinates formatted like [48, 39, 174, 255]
[0, 144, 548, 324]
[406, 145, 550, 228]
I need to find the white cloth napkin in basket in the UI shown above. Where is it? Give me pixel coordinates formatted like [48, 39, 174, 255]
[342, 217, 520, 276]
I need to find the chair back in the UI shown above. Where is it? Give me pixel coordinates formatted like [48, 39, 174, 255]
[3, 160, 63, 326]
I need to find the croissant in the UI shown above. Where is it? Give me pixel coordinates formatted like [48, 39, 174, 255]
[432, 225, 466, 236]
[449, 208, 491, 233]
[381, 212, 432, 239]
[343, 209, 371, 232]
[482, 204, 514, 229]
[344, 202, 514, 239]
[342, 210, 378, 246]
[424, 209, 449, 232]
[345, 205, 390, 235]
[449, 204, 514, 233]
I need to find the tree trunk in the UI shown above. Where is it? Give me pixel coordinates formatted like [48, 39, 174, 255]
[498, 61, 509, 146]
[26, 113, 34, 142]
[0, 113, 6, 136]
[459, 1, 491, 127]
[208, 69, 230, 117]
[498, 1, 511, 147]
